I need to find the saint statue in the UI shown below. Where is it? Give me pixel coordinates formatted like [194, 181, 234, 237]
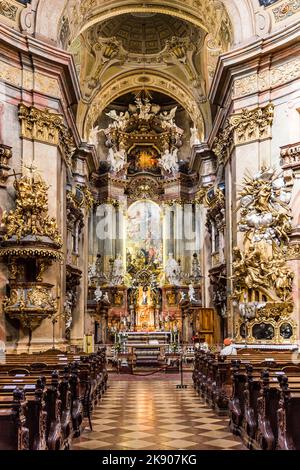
[111, 254, 124, 286]
[88, 126, 102, 146]
[63, 291, 73, 330]
[107, 146, 126, 173]
[102, 292, 110, 304]
[179, 291, 186, 303]
[190, 125, 201, 147]
[165, 253, 181, 286]
[188, 284, 197, 302]
[94, 286, 103, 303]
[158, 147, 179, 175]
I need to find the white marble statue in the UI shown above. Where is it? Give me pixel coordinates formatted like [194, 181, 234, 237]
[136, 97, 152, 120]
[108, 147, 126, 173]
[179, 291, 186, 303]
[106, 110, 129, 130]
[158, 148, 179, 175]
[165, 254, 181, 286]
[188, 284, 197, 302]
[190, 125, 201, 146]
[88, 126, 102, 146]
[94, 286, 103, 303]
[159, 107, 177, 129]
[111, 254, 124, 286]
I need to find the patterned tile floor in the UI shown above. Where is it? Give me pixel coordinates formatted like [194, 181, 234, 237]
[72, 374, 246, 451]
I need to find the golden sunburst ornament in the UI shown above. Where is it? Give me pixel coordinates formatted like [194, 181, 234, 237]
[138, 151, 156, 169]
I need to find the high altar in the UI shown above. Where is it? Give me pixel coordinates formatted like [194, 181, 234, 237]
[86, 94, 205, 342]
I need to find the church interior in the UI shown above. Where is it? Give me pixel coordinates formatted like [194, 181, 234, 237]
[1, 0, 300, 452]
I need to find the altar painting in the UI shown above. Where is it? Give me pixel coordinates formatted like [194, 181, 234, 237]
[126, 201, 162, 270]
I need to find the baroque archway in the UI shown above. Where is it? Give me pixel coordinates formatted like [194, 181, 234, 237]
[79, 70, 207, 141]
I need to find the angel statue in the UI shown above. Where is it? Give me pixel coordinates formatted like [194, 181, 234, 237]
[135, 98, 152, 120]
[159, 106, 177, 129]
[107, 147, 126, 173]
[158, 148, 179, 175]
[106, 110, 129, 130]
[190, 124, 201, 146]
[88, 126, 102, 146]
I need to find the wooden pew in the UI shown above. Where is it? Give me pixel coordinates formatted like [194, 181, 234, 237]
[0, 348, 108, 450]
[276, 374, 300, 450]
[0, 388, 29, 450]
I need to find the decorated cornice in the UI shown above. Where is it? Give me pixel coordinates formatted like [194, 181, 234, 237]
[0, 21, 81, 138]
[233, 57, 300, 99]
[96, 199, 120, 207]
[213, 103, 274, 164]
[280, 141, 300, 171]
[18, 104, 76, 166]
[209, 21, 300, 106]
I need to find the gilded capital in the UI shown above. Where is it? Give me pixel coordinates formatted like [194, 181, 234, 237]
[213, 103, 274, 164]
[18, 103, 76, 166]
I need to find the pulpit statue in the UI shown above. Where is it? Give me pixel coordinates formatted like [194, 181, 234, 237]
[165, 253, 181, 286]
